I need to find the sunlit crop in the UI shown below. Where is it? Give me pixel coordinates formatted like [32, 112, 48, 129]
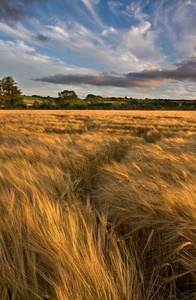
[0, 110, 196, 299]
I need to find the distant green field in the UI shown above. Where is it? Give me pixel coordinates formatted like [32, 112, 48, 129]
[23, 96, 48, 106]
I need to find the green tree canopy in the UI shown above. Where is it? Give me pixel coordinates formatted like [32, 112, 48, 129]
[0, 76, 22, 106]
[56, 90, 85, 107]
[57, 90, 78, 103]
[85, 94, 103, 104]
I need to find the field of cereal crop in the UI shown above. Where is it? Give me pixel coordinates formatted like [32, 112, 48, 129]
[0, 110, 196, 299]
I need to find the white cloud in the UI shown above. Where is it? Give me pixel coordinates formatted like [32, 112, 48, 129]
[0, 39, 35, 54]
[101, 27, 117, 37]
[0, 39, 195, 99]
[125, 2, 148, 21]
[47, 26, 69, 38]
[171, 1, 196, 55]
[80, 0, 103, 27]
[152, 0, 196, 57]
[185, 0, 196, 6]
[108, 1, 123, 16]
[0, 39, 93, 96]
[121, 21, 163, 67]
[149, 83, 196, 100]
[16, 40, 35, 52]
[41, 17, 163, 73]
[0, 1, 164, 74]
[0, 21, 31, 41]
[0, 20, 50, 48]
[81, 0, 99, 12]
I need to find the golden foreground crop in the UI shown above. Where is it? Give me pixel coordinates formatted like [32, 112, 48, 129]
[0, 110, 196, 299]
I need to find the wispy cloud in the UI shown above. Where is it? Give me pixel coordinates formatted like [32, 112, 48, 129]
[0, 21, 31, 41]
[108, 1, 124, 16]
[80, 0, 103, 26]
[34, 56, 196, 88]
[0, 38, 91, 96]
[43, 15, 163, 73]
[152, 0, 196, 56]
[101, 27, 117, 37]
[0, 0, 164, 73]
[81, 0, 99, 14]
[172, 1, 196, 54]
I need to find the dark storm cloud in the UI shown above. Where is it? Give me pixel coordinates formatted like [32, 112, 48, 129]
[0, 0, 26, 22]
[34, 56, 196, 88]
[0, 0, 47, 22]
[35, 33, 50, 42]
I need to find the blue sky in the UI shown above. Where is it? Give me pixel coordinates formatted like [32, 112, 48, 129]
[0, 0, 196, 99]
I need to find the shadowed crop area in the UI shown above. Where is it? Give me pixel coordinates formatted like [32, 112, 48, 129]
[0, 110, 196, 299]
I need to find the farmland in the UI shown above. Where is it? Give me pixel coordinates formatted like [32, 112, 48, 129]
[0, 110, 196, 299]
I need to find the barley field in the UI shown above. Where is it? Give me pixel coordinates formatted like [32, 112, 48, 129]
[0, 110, 196, 299]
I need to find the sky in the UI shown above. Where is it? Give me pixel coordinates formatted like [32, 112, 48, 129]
[0, 0, 196, 99]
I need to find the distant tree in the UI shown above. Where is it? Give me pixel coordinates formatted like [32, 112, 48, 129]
[39, 100, 52, 109]
[86, 94, 95, 100]
[57, 90, 78, 103]
[12, 100, 27, 109]
[85, 94, 103, 104]
[0, 76, 22, 106]
[56, 90, 85, 108]
[32, 100, 40, 109]
[47, 96, 55, 103]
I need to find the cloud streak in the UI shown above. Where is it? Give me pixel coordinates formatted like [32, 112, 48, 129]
[34, 56, 196, 88]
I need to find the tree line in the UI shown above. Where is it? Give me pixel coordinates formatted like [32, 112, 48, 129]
[1, 76, 196, 110]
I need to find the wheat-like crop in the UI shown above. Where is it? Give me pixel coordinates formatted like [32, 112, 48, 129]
[0, 110, 196, 299]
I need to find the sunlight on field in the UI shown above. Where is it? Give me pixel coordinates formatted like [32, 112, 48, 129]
[0, 110, 196, 299]
[1, 110, 196, 136]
